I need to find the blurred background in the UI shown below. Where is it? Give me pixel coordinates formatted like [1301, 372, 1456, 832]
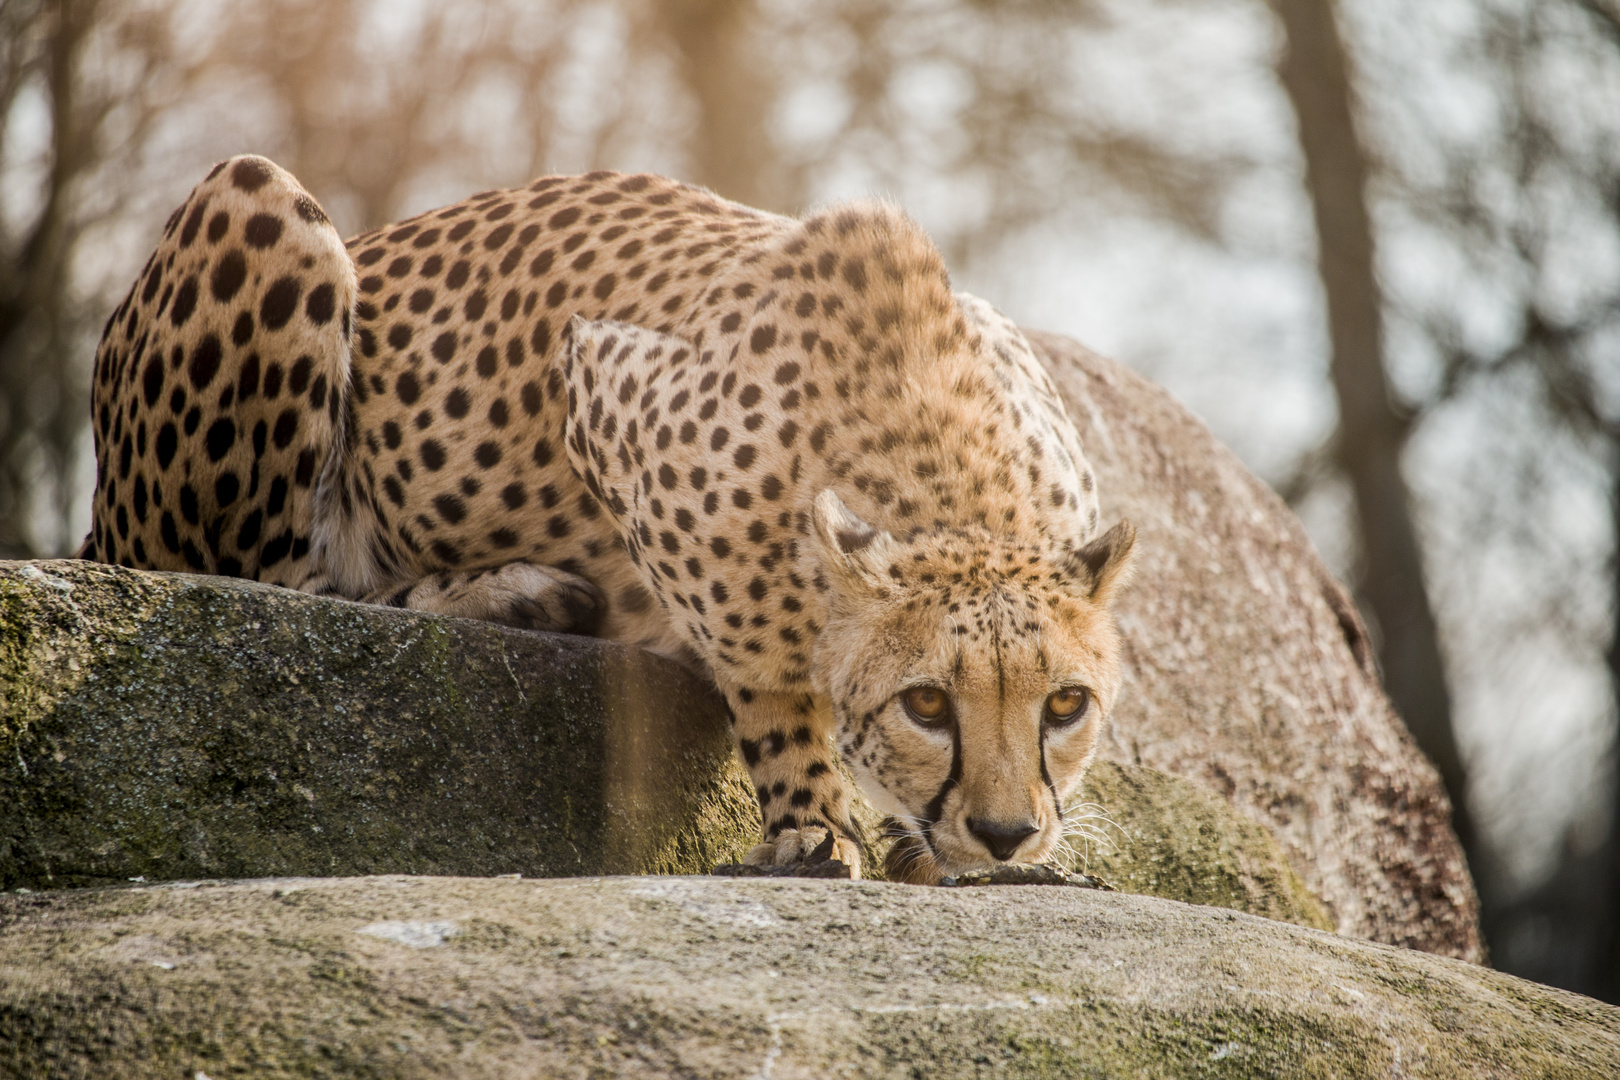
[2, 0, 1617, 996]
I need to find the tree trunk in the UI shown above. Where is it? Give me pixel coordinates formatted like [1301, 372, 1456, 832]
[0, 0, 97, 558]
[655, 0, 792, 213]
[1267, 0, 1477, 860]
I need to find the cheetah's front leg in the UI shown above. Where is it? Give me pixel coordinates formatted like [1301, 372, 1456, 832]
[731, 689, 863, 876]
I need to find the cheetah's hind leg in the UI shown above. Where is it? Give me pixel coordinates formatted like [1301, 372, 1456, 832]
[351, 561, 606, 634]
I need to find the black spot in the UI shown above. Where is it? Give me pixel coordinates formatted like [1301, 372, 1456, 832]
[750, 325, 777, 353]
[734, 444, 756, 469]
[156, 423, 178, 469]
[521, 381, 542, 416]
[260, 277, 302, 330]
[273, 409, 299, 449]
[388, 324, 412, 350]
[445, 388, 470, 418]
[205, 418, 236, 462]
[433, 493, 466, 524]
[305, 283, 336, 325]
[231, 158, 273, 192]
[396, 371, 421, 405]
[431, 332, 457, 364]
[261, 529, 293, 567]
[215, 472, 240, 506]
[141, 262, 164, 304]
[188, 334, 223, 391]
[295, 195, 327, 225]
[775, 361, 801, 385]
[179, 484, 200, 525]
[484, 222, 514, 250]
[421, 439, 446, 470]
[289, 356, 312, 395]
[739, 384, 762, 408]
[211, 249, 247, 302]
[309, 374, 328, 410]
[476, 346, 498, 378]
[267, 476, 288, 516]
[235, 509, 263, 549]
[170, 276, 199, 327]
[180, 199, 209, 247]
[749, 578, 768, 601]
[488, 399, 509, 427]
[232, 311, 255, 346]
[500, 483, 526, 509]
[243, 213, 283, 249]
[474, 441, 502, 468]
[710, 427, 729, 451]
[142, 356, 165, 407]
[160, 511, 181, 553]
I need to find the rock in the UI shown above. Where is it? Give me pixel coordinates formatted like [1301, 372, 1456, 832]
[1075, 760, 1333, 931]
[1030, 333, 1483, 960]
[0, 558, 1333, 928]
[0, 875, 1609, 1078]
[0, 560, 758, 887]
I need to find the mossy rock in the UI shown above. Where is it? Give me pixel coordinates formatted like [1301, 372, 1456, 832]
[0, 559, 757, 888]
[3, 559, 1329, 930]
[1068, 759, 1334, 930]
[1, 875, 1614, 1079]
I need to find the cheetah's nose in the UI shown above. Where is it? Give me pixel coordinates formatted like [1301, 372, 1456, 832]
[966, 817, 1039, 862]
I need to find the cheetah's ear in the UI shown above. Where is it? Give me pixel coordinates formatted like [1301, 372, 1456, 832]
[1064, 520, 1136, 606]
[811, 489, 902, 597]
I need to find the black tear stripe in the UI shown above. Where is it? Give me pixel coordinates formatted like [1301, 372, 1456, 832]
[1039, 724, 1062, 823]
[920, 715, 963, 856]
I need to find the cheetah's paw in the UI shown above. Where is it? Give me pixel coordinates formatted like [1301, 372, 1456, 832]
[745, 827, 862, 880]
[485, 563, 606, 634]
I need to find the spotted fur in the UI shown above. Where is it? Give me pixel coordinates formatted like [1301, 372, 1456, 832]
[84, 155, 1136, 880]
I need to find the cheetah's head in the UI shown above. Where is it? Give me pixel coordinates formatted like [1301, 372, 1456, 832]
[809, 489, 1135, 884]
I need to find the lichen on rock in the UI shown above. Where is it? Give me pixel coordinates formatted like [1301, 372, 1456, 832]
[0, 875, 1611, 1079]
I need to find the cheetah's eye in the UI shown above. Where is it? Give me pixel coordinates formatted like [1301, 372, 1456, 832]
[901, 686, 951, 726]
[1044, 688, 1090, 728]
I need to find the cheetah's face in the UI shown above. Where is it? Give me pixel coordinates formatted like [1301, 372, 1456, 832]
[810, 490, 1135, 882]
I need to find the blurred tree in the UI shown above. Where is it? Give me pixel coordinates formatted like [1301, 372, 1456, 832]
[1379, 0, 1620, 999]
[0, 0, 209, 558]
[655, 0, 797, 211]
[1267, 0, 1477, 861]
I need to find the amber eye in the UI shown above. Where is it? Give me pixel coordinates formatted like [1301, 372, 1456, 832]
[902, 686, 952, 725]
[1045, 688, 1090, 727]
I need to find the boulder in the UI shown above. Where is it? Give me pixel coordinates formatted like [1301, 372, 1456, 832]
[0, 560, 758, 886]
[1030, 332, 1482, 960]
[0, 875, 1609, 1078]
[0, 559, 1333, 930]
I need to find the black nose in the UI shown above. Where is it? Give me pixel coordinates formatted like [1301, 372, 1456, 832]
[966, 818, 1039, 862]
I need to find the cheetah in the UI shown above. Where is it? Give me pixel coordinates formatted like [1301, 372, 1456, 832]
[82, 155, 1135, 883]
